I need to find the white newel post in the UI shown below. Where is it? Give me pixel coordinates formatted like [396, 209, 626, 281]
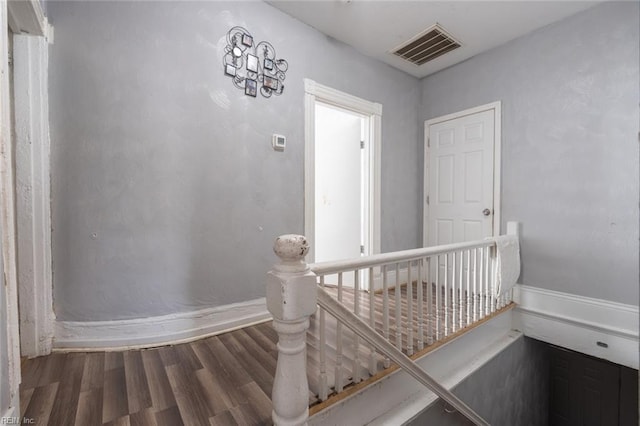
[267, 235, 317, 426]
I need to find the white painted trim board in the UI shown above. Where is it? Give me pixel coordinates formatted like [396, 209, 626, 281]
[54, 298, 271, 351]
[1, 0, 23, 411]
[304, 79, 382, 116]
[7, 0, 49, 38]
[513, 284, 639, 369]
[14, 33, 54, 358]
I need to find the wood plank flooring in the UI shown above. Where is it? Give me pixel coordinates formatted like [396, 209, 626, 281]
[20, 285, 500, 425]
[20, 322, 283, 426]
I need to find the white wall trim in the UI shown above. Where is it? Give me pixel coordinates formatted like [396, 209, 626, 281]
[7, 0, 51, 39]
[1, 0, 22, 412]
[423, 101, 502, 246]
[53, 298, 271, 351]
[14, 34, 54, 358]
[513, 284, 639, 369]
[304, 79, 383, 116]
[304, 79, 382, 265]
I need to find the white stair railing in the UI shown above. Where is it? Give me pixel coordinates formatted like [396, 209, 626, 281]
[316, 286, 490, 426]
[267, 223, 520, 425]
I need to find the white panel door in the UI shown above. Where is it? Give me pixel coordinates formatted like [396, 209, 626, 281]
[315, 103, 363, 286]
[426, 108, 495, 247]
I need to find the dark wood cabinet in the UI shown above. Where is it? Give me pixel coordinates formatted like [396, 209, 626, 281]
[549, 345, 638, 426]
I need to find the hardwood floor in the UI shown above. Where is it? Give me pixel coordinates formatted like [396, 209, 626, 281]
[20, 322, 283, 426]
[20, 284, 497, 425]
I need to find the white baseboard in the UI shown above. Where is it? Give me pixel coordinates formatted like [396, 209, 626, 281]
[53, 298, 271, 351]
[513, 284, 639, 369]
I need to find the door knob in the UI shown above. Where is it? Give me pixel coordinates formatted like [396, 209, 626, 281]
[482, 208, 491, 216]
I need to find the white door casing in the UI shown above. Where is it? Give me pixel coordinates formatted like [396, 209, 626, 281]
[13, 34, 54, 358]
[424, 102, 501, 247]
[1, 0, 20, 417]
[304, 79, 382, 285]
[7, 0, 53, 359]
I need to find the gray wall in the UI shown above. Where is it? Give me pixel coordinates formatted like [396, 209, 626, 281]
[420, 2, 639, 304]
[408, 336, 550, 426]
[47, 1, 421, 321]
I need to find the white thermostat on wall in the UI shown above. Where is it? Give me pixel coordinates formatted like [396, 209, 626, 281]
[272, 134, 286, 151]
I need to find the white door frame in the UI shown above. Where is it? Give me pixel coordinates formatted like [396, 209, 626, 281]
[304, 79, 381, 263]
[13, 33, 54, 357]
[1, 0, 21, 418]
[423, 101, 502, 246]
[8, 0, 53, 358]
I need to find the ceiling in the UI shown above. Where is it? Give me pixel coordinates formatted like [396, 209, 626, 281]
[268, 1, 601, 78]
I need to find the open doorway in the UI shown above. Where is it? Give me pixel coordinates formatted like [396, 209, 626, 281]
[314, 102, 367, 287]
[303, 79, 382, 290]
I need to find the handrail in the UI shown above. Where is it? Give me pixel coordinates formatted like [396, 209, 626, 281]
[310, 238, 495, 275]
[316, 286, 491, 426]
[266, 228, 520, 425]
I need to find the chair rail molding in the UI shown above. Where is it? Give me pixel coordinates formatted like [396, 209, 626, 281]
[513, 284, 639, 369]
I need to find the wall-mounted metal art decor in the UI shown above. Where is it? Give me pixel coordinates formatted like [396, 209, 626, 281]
[223, 26, 288, 98]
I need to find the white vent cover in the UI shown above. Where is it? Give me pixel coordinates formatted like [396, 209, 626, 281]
[392, 24, 461, 66]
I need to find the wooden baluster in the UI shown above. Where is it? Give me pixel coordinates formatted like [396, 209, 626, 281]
[472, 249, 478, 322]
[382, 265, 390, 368]
[267, 235, 317, 426]
[459, 250, 464, 330]
[368, 267, 377, 375]
[318, 275, 328, 401]
[445, 253, 450, 336]
[451, 251, 457, 333]
[417, 259, 424, 351]
[479, 247, 484, 318]
[394, 263, 402, 351]
[492, 248, 501, 310]
[465, 249, 471, 327]
[353, 269, 361, 383]
[406, 260, 414, 356]
[426, 257, 433, 345]
[435, 255, 440, 341]
[485, 246, 490, 316]
[335, 272, 344, 393]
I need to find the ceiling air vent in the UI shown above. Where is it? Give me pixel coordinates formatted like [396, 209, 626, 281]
[392, 24, 461, 66]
